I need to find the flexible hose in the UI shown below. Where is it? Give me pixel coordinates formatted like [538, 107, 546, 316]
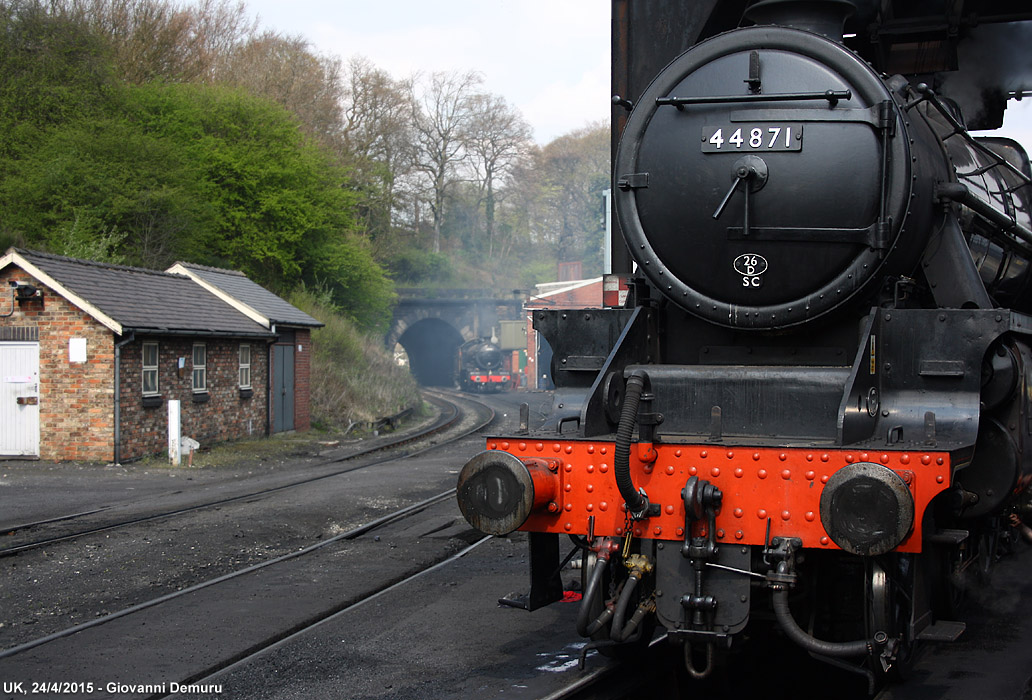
[584, 605, 614, 637]
[576, 556, 610, 637]
[615, 371, 647, 515]
[620, 601, 651, 644]
[609, 574, 640, 642]
[771, 588, 871, 657]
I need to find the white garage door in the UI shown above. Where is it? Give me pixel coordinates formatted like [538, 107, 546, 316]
[0, 342, 40, 457]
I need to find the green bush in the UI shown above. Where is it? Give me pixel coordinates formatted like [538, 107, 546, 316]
[384, 249, 455, 286]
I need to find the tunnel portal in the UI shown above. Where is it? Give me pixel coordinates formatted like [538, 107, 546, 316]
[396, 318, 464, 386]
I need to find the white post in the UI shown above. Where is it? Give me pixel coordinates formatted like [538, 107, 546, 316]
[168, 399, 181, 466]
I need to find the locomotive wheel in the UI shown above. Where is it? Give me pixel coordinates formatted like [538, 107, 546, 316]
[866, 556, 916, 681]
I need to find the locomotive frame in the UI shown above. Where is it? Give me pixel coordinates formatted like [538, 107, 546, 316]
[457, 0, 1032, 687]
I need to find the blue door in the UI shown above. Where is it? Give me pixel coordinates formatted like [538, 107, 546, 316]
[272, 344, 295, 433]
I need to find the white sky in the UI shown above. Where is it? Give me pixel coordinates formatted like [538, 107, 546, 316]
[238, 0, 1032, 147]
[239, 0, 610, 145]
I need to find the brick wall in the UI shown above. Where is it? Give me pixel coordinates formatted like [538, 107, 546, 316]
[118, 336, 269, 461]
[0, 262, 322, 462]
[293, 328, 312, 432]
[2, 265, 274, 462]
[0, 268, 115, 462]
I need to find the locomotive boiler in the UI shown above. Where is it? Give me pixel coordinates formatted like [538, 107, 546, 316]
[457, 0, 1032, 684]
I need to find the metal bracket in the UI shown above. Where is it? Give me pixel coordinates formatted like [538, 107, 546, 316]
[680, 477, 724, 629]
[764, 536, 803, 589]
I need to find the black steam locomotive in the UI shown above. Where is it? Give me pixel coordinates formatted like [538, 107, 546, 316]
[457, 0, 1032, 684]
[456, 338, 511, 393]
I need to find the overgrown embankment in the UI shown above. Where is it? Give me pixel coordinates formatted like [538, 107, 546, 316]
[291, 291, 421, 431]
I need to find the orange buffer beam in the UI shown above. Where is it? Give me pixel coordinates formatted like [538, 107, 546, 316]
[484, 439, 951, 553]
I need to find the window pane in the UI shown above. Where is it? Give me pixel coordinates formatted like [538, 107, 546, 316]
[240, 344, 250, 365]
[142, 343, 158, 394]
[193, 344, 205, 365]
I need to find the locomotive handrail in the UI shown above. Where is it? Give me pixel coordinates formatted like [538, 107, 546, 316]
[909, 84, 1032, 191]
[937, 182, 1032, 249]
[731, 105, 880, 126]
[657, 89, 851, 109]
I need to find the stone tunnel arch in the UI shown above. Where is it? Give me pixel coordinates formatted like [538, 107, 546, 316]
[395, 317, 465, 386]
[386, 292, 522, 388]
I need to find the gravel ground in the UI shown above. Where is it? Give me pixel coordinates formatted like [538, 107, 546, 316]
[0, 406, 453, 651]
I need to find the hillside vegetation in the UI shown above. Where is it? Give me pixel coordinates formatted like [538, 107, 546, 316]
[0, 0, 609, 420]
[290, 290, 421, 429]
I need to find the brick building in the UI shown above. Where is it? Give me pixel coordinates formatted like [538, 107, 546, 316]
[166, 262, 322, 434]
[0, 249, 320, 462]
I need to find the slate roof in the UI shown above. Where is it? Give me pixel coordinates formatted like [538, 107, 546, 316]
[2, 248, 275, 338]
[166, 262, 322, 329]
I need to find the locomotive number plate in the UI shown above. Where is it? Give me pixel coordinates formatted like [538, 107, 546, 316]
[702, 123, 803, 152]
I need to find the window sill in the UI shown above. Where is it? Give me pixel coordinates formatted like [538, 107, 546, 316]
[142, 395, 163, 408]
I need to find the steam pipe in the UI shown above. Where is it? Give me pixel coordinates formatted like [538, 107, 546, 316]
[914, 84, 1032, 189]
[615, 370, 650, 518]
[771, 587, 872, 657]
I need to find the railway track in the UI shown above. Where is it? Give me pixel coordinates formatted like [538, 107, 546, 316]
[0, 390, 504, 692]
[0, 491, 464, 660]
[2, 389, 662, 699]
[0, 488, 493, 696]
[0, 390, 490, 558]
[150, 533, 495, 700]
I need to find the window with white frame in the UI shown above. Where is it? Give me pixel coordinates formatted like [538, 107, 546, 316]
[239, 344, 251, 389]
[192, 343, 206, 392]
[142, 342, 159, 395]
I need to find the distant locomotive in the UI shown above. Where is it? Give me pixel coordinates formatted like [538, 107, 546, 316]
[457, 338, 511, 393]
[457, 0, 1032, 685]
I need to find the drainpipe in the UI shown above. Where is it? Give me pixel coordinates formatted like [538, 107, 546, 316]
[112, 332, 136, 465]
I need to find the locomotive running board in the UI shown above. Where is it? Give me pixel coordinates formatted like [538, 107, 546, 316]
[917, 620, 966, 642]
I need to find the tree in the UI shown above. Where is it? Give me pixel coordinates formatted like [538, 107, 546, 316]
[62, 0, 256, 84]
[408, 70, 482, 254]
[533, 122, 610, 271]
[129, 81, 392, 328]
[464, 93, 533, 256]
[216, 31, 345, 151]
[0, 110, 211, 264]
[0, 0, 118, 142]
[339, 56, 414, 243]
[0, 3, 394, 329]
